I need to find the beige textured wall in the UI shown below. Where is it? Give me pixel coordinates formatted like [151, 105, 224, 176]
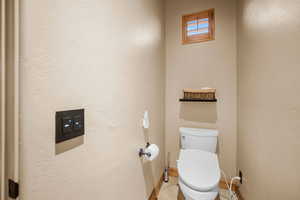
[238, 0, 300, 199]
[19, 0, 165, 200]
[165, 0, 237, 177]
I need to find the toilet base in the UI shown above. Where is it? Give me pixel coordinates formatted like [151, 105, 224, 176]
[179, 180, 219, 200]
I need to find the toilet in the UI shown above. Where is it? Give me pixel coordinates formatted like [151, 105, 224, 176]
[177, 127, 221, 200]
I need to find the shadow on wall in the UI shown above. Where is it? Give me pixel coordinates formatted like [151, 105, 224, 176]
[141, 159, 155, 198]
[179, 102, 217, 123]
[55, 136, 84, 155]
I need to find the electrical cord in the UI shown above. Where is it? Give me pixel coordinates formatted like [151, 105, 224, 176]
[221, 170, 240, 200]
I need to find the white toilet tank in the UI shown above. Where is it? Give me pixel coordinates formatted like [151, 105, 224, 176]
[180, 127, 219, 153]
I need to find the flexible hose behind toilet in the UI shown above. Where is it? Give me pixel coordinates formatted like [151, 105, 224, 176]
[221, 170, 240, 200]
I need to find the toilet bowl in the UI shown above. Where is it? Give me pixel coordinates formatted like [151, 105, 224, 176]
[178, 128, 221, 200]
[177, 149, 221, 200]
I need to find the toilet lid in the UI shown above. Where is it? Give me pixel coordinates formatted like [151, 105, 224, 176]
[177, 149, 221, 192]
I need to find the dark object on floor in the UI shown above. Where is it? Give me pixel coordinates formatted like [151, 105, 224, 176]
[164, 168, 169, 183]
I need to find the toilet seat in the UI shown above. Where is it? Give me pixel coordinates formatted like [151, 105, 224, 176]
[178, 179, 219, 200]
[177, 149, 221, 192]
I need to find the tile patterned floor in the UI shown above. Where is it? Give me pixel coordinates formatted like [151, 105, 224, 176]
[158, 177, 236, 200]
[158, 177, 178, 200]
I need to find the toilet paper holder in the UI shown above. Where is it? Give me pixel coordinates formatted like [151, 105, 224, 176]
[139, 142, 151, 157]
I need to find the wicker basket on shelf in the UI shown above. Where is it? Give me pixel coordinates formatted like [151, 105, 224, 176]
[183, 88, 216, 100]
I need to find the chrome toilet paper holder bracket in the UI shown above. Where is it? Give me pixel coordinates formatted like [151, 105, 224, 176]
[139, 142, 151, 157]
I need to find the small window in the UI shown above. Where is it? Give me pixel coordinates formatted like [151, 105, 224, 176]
[182, 9, 215, 44]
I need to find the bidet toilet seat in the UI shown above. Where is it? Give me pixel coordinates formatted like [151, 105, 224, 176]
[178, 180, 219, 200]
[178, 149, 221, 192]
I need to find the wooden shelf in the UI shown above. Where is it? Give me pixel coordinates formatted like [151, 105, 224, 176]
[179, 98, 217, 102]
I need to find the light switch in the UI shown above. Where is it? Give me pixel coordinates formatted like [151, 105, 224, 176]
[62, 117, 73, 134]
[73, 115, 83, 130]
[56, 109, 85, 143]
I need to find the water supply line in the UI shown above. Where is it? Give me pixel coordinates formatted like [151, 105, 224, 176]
[221, 170, 240, 200]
